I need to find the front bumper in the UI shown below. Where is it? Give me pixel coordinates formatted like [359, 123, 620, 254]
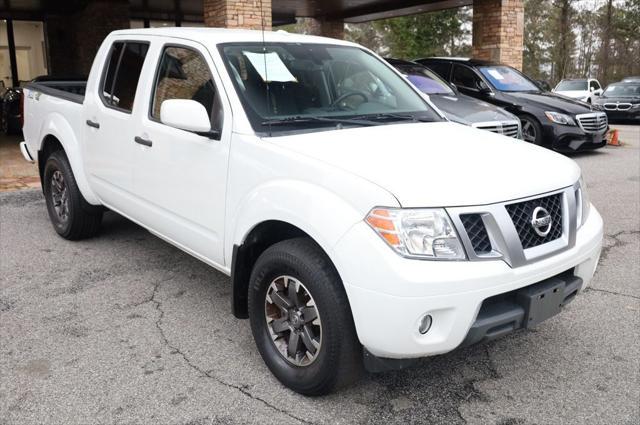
[545, 125, 608, 152]
[601, 109, 640, 123]
[332, 206, 603, 359]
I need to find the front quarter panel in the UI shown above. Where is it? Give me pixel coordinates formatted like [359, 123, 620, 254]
[225, 132, 399, 266]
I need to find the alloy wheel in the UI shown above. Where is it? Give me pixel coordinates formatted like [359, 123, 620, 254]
[50, 170, 69, 222]
[264, 275, 322, 366]
[522, 120, 537, 143]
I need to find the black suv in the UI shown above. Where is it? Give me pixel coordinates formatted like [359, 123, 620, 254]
[416, 58, 608, 152]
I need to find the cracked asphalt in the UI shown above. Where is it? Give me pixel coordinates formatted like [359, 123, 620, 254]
[1, 125, 638, 425]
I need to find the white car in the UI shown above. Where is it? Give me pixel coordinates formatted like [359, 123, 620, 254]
[20, 28, 603, 395]
[553, 78, 603, 103]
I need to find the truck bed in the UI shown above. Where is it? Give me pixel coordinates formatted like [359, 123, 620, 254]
[26, 80, 86, 104]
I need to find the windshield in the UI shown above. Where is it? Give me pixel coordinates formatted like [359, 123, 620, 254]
[555, 80, 587, 91]
[399, 65, 454, 95]
[219, 43, 441, 134]
[603, 83, 640, 97]
[479, 66, 539, 92]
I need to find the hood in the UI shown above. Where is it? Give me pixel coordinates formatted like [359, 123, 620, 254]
[430, 93, 517, 125]
[594, 95, 640, 104]
[554, 90, 590, 99]
[504, 91, 594, 114]
[268, 122, 580, 207]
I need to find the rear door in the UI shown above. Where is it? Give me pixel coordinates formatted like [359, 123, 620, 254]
[131, 40, 231, 266]
[83, 40, 149, 208]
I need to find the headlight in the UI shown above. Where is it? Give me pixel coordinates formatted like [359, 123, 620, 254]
[576, 176, 591, 228]
[545, 111, 576, 125]
[365, 208, 466, 260]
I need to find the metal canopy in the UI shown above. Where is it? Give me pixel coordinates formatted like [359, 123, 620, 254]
[1, 0, 471, 23]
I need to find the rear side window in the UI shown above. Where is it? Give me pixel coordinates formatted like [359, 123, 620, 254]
[427, 62, 451, 81]
[101, 41, 149, 112]
[453, 65, 481, 89]
[150, 46, 223, 131]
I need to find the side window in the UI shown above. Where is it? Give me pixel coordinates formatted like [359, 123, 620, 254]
[590, 80, 600, 91]
[151, 46, 223, 131]
[428, 62, 451, 81]
[453, 65, 481, 89]
[101, 41, 149, 112]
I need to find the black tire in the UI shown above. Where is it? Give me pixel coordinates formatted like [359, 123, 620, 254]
[248, 238, 362, 395]
[43, 150, 103, 240]
[520, 115, 544, 145]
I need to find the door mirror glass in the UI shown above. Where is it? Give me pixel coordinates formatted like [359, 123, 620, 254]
[160, 99, 212, 133]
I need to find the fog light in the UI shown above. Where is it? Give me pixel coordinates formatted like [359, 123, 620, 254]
[418, 314, 432, 334]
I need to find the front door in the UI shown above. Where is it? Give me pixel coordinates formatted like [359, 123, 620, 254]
[131, 42, 231, 266]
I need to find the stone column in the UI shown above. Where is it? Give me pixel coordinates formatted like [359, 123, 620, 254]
[472, 0, 524, 69]
[204, 0, 272, 30]
[307, 18, 345, 40]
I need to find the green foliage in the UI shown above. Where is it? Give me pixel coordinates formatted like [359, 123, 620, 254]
[369, 8, 471, 59]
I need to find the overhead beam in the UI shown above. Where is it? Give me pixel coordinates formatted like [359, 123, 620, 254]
[326, 0, 472, 23]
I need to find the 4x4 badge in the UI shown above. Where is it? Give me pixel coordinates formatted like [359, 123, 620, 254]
[531, 206, 552, 237]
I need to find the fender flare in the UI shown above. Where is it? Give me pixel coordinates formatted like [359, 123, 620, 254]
[38, 112, 100, 205]
[227, 179, 385, 265]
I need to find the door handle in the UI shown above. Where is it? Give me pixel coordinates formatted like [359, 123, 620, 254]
[86, 120, 100, 129]
[134, 136, 153, 147]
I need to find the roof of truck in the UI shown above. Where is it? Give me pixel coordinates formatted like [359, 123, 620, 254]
[111, 27, 356, 47]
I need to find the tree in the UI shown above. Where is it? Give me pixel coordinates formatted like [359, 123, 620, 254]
[524, 0, 553, 81]
[369, 7, 471, 59]
[549, 0, 577, 82]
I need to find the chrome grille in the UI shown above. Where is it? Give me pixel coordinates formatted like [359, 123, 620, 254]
[603, 103, 632, 111]
[505, 194, 563, 250]
[473, 120, 521, 138]
[460, 214, 492, 254]
[576, 112, 608, 133]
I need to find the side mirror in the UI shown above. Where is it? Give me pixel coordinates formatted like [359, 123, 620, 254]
[160, 99, 219, 138]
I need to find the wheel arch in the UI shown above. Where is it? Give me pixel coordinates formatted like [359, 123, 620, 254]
[231, 220, 318, 319]
[36, 113, 100, 205]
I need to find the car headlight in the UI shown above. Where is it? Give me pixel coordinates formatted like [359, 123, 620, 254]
[576, 176, 591, 228]
[545, 111, 576, 125]
[365, 208, 466, 259]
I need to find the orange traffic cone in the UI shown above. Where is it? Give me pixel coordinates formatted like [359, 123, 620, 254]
[608, 129, 622, 146]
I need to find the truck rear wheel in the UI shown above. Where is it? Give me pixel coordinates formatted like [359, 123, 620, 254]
[248, 238, 362, 395]
[43, 150, 102, 240]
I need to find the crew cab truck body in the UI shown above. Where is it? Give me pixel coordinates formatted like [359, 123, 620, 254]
[21, 28, 603, 395]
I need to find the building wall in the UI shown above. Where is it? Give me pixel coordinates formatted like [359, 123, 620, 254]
[47, 0, 130, 76]
[472, 0, 524, 69]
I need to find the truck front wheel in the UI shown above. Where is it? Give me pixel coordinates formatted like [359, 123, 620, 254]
[43, 150, 102, 240]
[248, 238, 361, 395]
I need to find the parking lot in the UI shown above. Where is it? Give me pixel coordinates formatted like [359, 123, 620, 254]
[1, 125, 638, 425]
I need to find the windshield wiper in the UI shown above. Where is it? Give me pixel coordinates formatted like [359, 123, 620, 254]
[352, 112, 434, 122]
[261, 116, 381, 127]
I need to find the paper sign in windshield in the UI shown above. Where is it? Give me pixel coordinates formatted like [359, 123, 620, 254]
[243, 51, 298, 83]
[487, 69, 504, 80]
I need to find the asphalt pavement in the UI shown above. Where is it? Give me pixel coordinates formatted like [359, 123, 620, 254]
[1, 125, 638, 425]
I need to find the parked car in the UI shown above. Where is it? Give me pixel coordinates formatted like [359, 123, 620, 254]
[553, 78, 603, 103]
[1, 85, 23, 135]
[621, 76, 640, 83]
[21, 28, 603, 395]
[386, 58, 522, 138]
[592, 81, 640, 123]
[416, 58, 608, 152]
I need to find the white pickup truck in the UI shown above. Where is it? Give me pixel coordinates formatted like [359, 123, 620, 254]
[21, 28, 603, 395]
